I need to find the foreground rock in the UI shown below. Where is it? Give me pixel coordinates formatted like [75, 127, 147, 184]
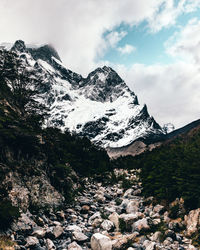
[4, 169, 199, 249]
[91, 233, 112, 250]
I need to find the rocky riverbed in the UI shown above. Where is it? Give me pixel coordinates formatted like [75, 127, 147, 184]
[6, 169, 200, 249]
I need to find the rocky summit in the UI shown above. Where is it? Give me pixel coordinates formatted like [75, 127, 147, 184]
[1, 40, 164, 148]
[8, 169, 198, 249]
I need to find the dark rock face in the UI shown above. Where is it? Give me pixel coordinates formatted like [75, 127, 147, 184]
[11, 40, 26, 53]
[82, 66, 127, 102]
[80, 117, 110, 139]
[28, 44, 61, 64]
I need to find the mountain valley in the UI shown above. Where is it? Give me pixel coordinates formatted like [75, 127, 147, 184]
[0, 41, 200, 250]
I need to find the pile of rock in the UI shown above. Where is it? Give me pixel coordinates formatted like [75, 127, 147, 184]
[8, 169, 199, 249]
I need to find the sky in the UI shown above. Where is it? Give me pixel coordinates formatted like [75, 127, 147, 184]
[0, 0, 200, 129]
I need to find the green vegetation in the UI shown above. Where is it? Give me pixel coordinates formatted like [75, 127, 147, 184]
[120, 131, 200, 210]
[119, 217, 128, 233]
[0, 200, 20, 230]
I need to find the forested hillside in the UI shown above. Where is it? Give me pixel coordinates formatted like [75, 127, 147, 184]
[0, 49, 111, 228]
[113, 126, 200, 210]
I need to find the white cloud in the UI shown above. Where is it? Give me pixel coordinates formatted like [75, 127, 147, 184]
[148, 0, 200, 32]
[0, 0, 200, 129]
[117, 44, 136, 54]
[0, 0, 168, 75]
[105, 31, 127, 48]
[113, 61, 200, 128]
[166, 18, 200, 63]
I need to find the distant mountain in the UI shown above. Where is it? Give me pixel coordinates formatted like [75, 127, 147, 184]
[1, 40, 164, 148]
[108, 118, 200, 158]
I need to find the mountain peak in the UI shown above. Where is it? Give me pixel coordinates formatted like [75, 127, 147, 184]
[27, 44, 61, 64]
[11, 40, 26, 53]
[0, 41, 164, 147]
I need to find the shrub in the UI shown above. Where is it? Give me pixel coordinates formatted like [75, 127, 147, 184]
[0, 200, 20, 230]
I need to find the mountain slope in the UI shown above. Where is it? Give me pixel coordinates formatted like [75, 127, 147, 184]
[107, 118, 200, 158]
[1, 40, 164, 148]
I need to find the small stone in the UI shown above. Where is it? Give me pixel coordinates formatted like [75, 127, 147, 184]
[56, 210, 65, 220]
[94, 194, 106, 203]
[81, 205, 90, 214]
[101, 220, 114, 231]
[89, 212, 102, 224]
[92, 218, 103, 228]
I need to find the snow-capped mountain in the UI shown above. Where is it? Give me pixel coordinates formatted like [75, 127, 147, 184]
[1, 40, 164, 148]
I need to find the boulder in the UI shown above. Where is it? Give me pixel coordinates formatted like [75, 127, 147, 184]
[126, 200, 140, 214]
[68, 241, 83, 250]
[123, 188, 133, 198]
[153, 204, 164, 214]
[53, 225, 63, 238]
[72, 231, 88, 242]
[91, 233, 112, 250]
[184, 208, 200, 236]
[150, 231, 163, 242]
[66, 225, 82, 232]
[45, 238, 56, 250]
[132, 218, 150, 232]
[12, 212, 37, 232]
[108, 212, 119, 231]
[143, 240, 156, 250]
[25, 236, 39, 247]
[89, 212, 102, 224]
